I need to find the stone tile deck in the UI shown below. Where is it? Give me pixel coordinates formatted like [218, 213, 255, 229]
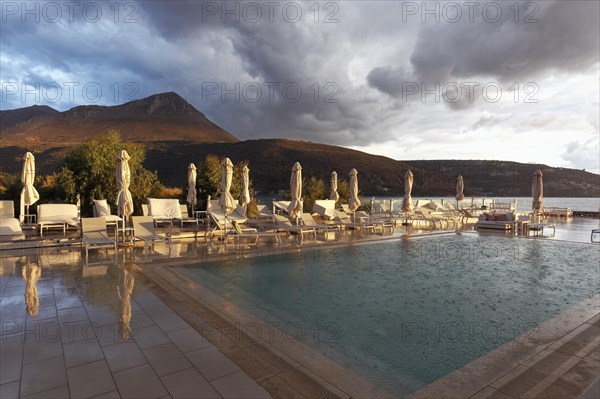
[412, 298, 599, 399]
[0, 259, 271, 399]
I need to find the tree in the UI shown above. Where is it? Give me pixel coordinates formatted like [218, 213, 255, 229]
[197, 154, 221, 210]
[302, 176, 326, 212]
[196, 154, 251, 211]
[57, 130, 163, 216]
[337, 179, 350, 205]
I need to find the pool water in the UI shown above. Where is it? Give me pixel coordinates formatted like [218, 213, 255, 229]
[175, 234, 600, 395]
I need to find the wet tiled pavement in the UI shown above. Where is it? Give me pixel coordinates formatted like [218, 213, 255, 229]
[0, 256, 270, 399]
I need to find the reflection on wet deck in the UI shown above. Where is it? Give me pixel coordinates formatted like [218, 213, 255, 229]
[0, 250, 270, 399]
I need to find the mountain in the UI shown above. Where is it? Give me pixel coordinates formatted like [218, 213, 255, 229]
[0, 105, 59, 130]
[2, 139, 597, 197]
[0, 92, 239, 146]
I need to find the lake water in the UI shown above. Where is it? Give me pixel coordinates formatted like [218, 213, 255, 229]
[373, 197, 600, 213]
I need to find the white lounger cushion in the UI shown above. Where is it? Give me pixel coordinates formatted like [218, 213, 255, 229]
[312, 203, 335, 220]
[94, 200, 110, 217]
[147, 198, 182, 219]
[0, 217, 23, 235]
[38, 204, 79, 226]
[93, 200, 122, 224]
[313, 200, 336, 220]
[93, 199, 110, 216]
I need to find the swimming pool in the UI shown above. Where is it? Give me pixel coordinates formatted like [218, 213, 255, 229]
[175, 234, 600, 395]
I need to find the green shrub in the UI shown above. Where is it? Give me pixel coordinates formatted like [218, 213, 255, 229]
[57, 130, 163, 216]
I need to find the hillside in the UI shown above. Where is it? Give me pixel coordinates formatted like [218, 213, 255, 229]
[0, 92, 239, 147]
[0, 105, 60, 130]
[1, 139, 598, 197]
[144, 140, 600, 197]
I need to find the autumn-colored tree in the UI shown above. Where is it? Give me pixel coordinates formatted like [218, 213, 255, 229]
[196, 154, 252, 212]
[57, 130, 163, 216]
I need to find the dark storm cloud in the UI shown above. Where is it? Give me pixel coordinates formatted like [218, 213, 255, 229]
[412, 0, 599, 81]
[368, 1, 600, 100]
[366, 66, 414, 98]
[136, 1, 396, 145]
[137, 0, 228, 37]
[1, 0, 598, 170]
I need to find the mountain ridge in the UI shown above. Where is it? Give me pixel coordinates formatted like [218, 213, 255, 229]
[0, 92, 239, 145]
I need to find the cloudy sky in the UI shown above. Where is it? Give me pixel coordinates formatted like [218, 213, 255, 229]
[1, 0, 599, 172]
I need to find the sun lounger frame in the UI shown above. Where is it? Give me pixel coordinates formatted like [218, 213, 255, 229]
[81, 217, 117, 260]
[131, 216, 171, 253]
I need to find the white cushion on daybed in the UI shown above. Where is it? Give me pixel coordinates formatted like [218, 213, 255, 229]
[38, 204, 79, 227]
[147, 198, 182, 219]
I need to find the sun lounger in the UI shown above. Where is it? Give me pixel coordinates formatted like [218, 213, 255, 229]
[209, 205, 249, 235]
[0, 200, 23, 236]
[415, 200, 444, 212]
[93, 199, 123, 227]
[272, 200, 290, 215]
[372, 201, 392, 217]
[131, 216, 171, 252]
[333, 210, 376, 234]
[354, 210, 371, 222]
[145, 198, 183, 227]
[301, 213, 339, 240]
[255, 204, 273, 219]
[81, 217, 117, 259]
[231, 220, 282, 245]
[37, 204, 79, 236]
[0, 217, 23, 236]
[416, 207, 456, 229]
[312, 201, 336, 220]
[396, 209, 435, 229]
[335, 209, 383, 234]
[273, 214, 316, 241]
[174, 204, 199, 228]
[338, 210, 395, 234]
